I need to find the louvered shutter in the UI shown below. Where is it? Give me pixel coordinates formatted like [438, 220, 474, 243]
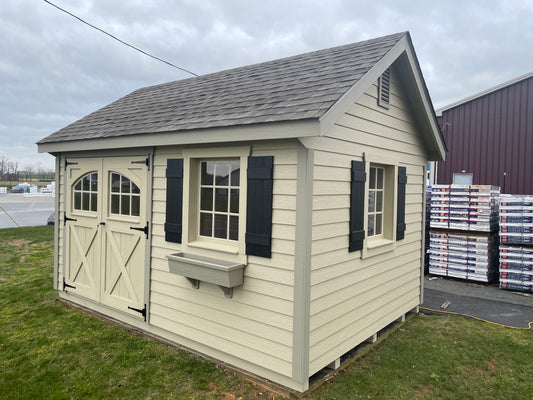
[349, 160, 366, 252]
[165, 159, 183, 243]
[396, 166, 407, 241]
[245, 156, 273, 258]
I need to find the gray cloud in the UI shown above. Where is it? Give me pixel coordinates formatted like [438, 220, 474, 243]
[1, 0, 532, 170]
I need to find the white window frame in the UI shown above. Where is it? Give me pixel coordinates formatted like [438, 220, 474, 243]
[362, 159, 398, 258]
[181, 146, 249, 262]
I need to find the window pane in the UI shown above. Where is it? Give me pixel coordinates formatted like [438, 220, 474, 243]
[83, 175, 90, 191]
[199, 213, 212, 236]
[90, 193, 97, 212]
[131, 195, 140, 216]
[111, 173, 120, 193]
[230, 189, 239, 213]
[111, 194, 120, 214]
[75, 181, 81, 191]
[131, 182, 140, 194]
[91, 174, 98, 191]
[229, 215, 239, 241]
[368, 191, 375, 212]
[376, 214, 383, 235]
[121, 195, 130, 215]
[215, 161, 229, 185]
[230, 161, 240, 187]
[368, 215, 375, 237]
[214, 214, 228, 239]
[200, 188, 213, 211]
[74, 192, 81, 210]
[82, 193, 90, 211]
[369, 167, 376, 189]
[201, 161, 214, 185]
[121, 176, 131, 194]
[377, 168, 384, 189]
[376, 191, 383, 212]
[215, 188, 228, 212]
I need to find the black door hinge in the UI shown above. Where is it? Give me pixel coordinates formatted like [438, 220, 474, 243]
[64, 212, 78, 226]
[130, 221, 149, 238]
[63, 277, 76, 291]
[65, 160, 78, 171]
[128, 304, 147, 321]
[131, 155, 151, 171]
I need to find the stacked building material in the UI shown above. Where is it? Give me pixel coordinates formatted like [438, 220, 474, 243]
[428, 185, 500, 283]
[429, 185, 499, 231]
[428, 231, 499, 282]
[499, 195, 533, 292]
[429, 185, 450, 228]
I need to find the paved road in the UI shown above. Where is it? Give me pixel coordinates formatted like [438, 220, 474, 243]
[0, 193, 55, 228]
[422, 276, 533, 330]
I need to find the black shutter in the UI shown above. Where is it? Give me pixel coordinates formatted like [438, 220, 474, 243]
[246, 156, 274, 258]
[396, 166, 407, 241]
[165, 159, 183, 243]
[349, 160, 366, 252]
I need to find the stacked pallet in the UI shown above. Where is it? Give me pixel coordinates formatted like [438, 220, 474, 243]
[429, 231, 499, 282]
[499, 195, 533, 292]
[429, 185, 499, 231]
[428, 185, 500, 283]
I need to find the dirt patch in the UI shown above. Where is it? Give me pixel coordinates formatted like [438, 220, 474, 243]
[414, 384, 434, 396]
[487, 359, 497, 372]
[8, 239, 31, 247]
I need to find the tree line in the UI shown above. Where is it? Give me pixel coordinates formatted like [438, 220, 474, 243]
[0, 156, 55, 182]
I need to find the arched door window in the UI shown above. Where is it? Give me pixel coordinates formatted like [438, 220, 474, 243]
[73, 173, 98, 212]
[110, 173, 141, 216]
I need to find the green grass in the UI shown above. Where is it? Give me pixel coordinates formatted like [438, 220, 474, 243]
[0, 226, 532, 399]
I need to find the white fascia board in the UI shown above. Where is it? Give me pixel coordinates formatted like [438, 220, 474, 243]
[37, 119, 320, 154]
[319, 36, 409, 135]
[402, 41, 446, 161]
[319, 35, 446, 162]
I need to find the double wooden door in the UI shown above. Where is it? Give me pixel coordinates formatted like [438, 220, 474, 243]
[64, 156, 149, 320]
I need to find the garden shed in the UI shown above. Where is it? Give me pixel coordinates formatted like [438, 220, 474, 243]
[38, 31, 445, 392]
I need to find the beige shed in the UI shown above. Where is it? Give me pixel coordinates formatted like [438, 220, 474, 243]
[38, 31, 445, 392]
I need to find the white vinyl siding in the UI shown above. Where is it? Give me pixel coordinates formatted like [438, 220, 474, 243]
[149, 141, 298, 379]
[306, 65, 427, 375]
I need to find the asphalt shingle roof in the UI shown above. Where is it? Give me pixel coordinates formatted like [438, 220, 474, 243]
[38, 32, 407, 144]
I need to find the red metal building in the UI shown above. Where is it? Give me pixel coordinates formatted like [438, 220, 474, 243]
[435, 72, 533, 194]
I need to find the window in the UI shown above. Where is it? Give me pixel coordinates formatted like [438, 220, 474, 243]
[368, 166, 385, 237]
[110, 173, 141, 217]
[198, 160, 240, 241]
[378, 68, 391, 109]
[73, 173, 98, 212]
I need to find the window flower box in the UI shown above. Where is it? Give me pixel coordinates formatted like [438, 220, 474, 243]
[166, 252, 245, 297]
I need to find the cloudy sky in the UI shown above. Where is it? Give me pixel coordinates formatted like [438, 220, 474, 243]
[2, 0, 532, 170]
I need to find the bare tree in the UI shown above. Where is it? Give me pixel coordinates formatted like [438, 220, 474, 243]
[24, 163, 35, 181]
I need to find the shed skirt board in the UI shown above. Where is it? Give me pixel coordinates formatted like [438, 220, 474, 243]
[63, 156, 148, 320]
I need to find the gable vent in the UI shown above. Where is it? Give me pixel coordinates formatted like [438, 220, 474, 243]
[378, 68, 391, 109]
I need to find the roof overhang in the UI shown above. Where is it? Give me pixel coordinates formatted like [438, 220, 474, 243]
[319, 34, 447, 161]
[37, 119, 320, 154]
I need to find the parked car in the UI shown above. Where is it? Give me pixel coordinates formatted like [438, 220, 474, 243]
[47, 213, 55, 225]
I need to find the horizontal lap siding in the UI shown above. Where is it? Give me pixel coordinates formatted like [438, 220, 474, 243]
[308, 69, 427, 375]
[149, 142, 297, 378]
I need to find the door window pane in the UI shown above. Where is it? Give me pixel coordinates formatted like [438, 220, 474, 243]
[109, 172, 141, 217]
[73, 172, 98, 213]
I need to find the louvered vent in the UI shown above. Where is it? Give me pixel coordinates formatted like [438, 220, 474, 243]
[378, 68, 391, 109]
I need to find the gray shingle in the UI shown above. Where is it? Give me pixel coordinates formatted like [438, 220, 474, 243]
[38, 32, 406, 144]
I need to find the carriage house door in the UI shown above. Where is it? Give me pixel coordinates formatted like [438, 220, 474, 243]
[65, 156, 148, 319]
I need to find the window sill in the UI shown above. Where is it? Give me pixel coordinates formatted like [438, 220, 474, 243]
[366, 237, 394, 249]
[187, 240, 239, 255]
[362, 237, 396, 259]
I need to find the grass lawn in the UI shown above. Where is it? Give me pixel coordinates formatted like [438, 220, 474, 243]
[0, 226, 532, 399]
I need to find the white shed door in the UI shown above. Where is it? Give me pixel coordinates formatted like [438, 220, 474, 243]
[64, 156, 148, 320]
